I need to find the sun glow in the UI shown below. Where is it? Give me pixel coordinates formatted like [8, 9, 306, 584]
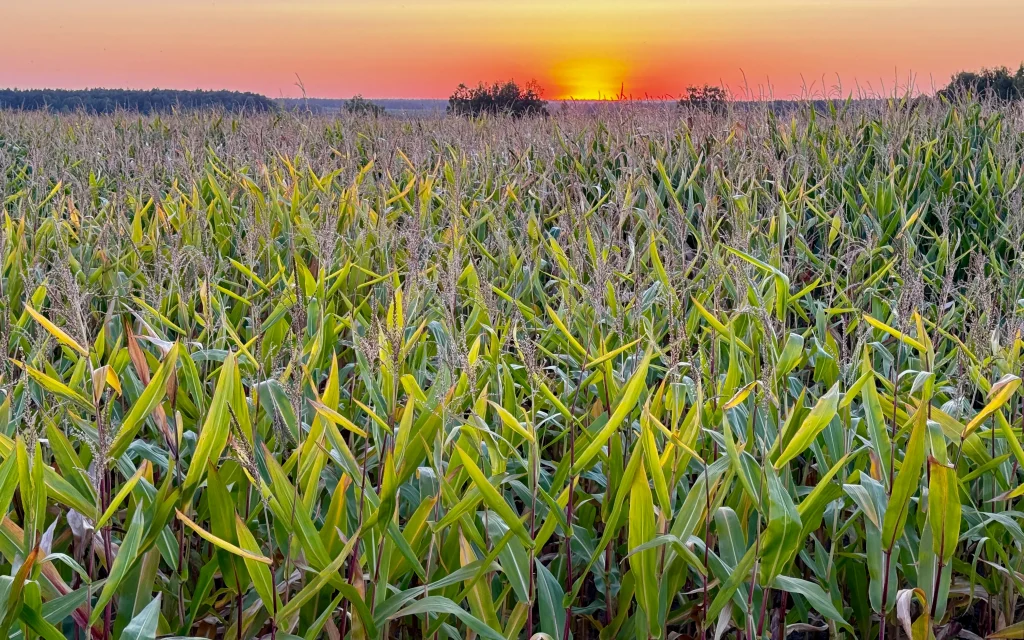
[550, 58, 629, 100]
[3, 0, 1024, 98]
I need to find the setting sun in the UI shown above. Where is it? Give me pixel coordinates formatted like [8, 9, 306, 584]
[549, 58, 630, 100]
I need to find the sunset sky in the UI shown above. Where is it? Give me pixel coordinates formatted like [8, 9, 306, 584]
[3, 0, 1023, 100]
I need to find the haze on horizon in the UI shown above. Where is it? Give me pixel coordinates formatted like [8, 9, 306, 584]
[2, 0, 1023, 101]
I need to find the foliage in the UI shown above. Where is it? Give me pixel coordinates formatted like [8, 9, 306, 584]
[678, 83, 729, 112]
[0, 88, 277, 114]
[0, 98, 1023, 639]
[447, 79, 547, 117]
[342, 95, 386, 117]
[941, 64, 1024, 101]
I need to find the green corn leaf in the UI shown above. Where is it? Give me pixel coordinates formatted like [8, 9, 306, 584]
[175, 509, 271, 564]
[882, 405, 928, 551]
[758, 464, 802, 584]
[394, 596, 505, 640]
[628, 458, 661, 639]
[772, 575, 847, 626]
[775, 382, 840, 469]
[120, 594, 161, 640]
[961, 374, 1020, 439]
[89, 509, 145, 627]
[571, 350, 651, 475]
[535, 559, 566, 640]
[181, 350, 234, 502]
[927, 459, 960, 565]
[109, 343, 180, 460]
[453, 442, 533, 549]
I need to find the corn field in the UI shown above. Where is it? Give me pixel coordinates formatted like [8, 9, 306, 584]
[1, 98, 1024, 639]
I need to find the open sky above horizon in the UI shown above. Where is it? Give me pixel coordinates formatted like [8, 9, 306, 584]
[3, 0, 1023, 100]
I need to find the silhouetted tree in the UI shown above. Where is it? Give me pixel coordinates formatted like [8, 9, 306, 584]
[678, 84, 729, 113]
[448, 80, 547, 118]
[940, 65, 1024, 101]
[342, 95, 385, 117]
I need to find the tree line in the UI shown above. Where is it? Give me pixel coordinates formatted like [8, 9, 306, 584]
[0, 88, 276, 114]
[940, 64, 1024, 101]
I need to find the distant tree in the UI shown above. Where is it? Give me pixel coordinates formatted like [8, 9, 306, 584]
[342, 95, 385, 117]
[0, 88, 276, 114]
[940, 65, 1024, 101]
[447, 80, 547, 118]
[679, 84, 729, 113]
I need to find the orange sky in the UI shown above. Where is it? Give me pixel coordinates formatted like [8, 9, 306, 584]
[2, 0, 1023, 99]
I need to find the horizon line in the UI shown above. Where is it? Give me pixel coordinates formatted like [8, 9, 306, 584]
[0, 86, 951, 103]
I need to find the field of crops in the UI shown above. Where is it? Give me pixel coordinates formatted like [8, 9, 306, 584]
[0, 98, 1023, 639]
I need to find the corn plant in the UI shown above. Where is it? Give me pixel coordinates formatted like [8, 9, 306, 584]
[0, 97, 1023, 639]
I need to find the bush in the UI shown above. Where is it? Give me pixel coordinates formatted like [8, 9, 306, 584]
[940, 65, 1024, 101]
[678, 84, 729, 113]
[447, 80, 547, 117]
[342, 95, 385, 117]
